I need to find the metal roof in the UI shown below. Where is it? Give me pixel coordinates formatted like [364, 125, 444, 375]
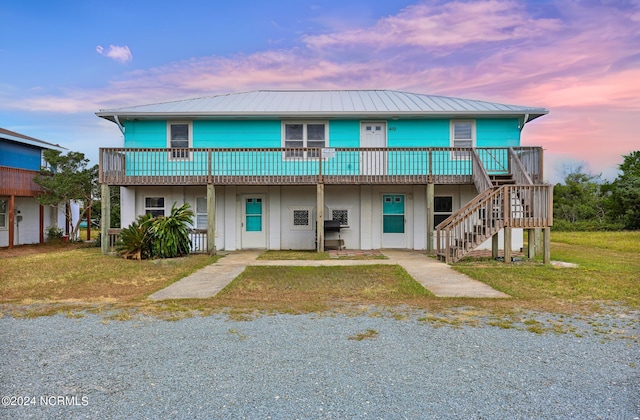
[0, 127, 66, 151]
[97, 90, 548, 122]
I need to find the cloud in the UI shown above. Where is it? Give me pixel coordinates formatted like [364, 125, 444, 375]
[3, 0, 639, 180]
[303, 0, 561, 52]
[96, 45, 133, 63]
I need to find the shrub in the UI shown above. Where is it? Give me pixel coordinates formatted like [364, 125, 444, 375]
[551, 219, 624, 232]
[46, 225, 64, 242]
[117, 213, 155, 260]
[151, 203, 194, 258]
[117, 202, 194, 260]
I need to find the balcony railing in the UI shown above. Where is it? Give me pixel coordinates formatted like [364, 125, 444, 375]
[99, 147, 543, 186]
[0, 166, 43, 196]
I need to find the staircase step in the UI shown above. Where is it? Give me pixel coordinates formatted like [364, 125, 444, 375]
[490, 174, 515, 186]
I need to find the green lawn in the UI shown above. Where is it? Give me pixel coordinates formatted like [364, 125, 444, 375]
[453, 231, 640, 309]
[1, 232, 638, 318]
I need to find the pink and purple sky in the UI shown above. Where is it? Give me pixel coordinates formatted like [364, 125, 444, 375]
[1, 0, 639, 183]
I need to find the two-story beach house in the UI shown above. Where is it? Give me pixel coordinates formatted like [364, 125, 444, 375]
[97, 90, 553, 262]
[0, 128, 73, 248]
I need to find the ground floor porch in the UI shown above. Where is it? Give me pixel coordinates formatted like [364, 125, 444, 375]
[103, 183, 527, 255]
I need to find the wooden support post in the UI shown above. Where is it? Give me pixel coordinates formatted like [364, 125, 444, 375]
[534, 228, 541, 256]
[543, 227, 551, 265]
[504, 227, 512, 263]
[492, 233, 499, 259]
[527, 228, 536, 259]
[39, 205, 44, 244]
[207, 184, 216, 255]
[316, 183, 324, 252]
[426, 183, 434, 253]
[100, 183, 110, 255]
[8, 195, 15, 248]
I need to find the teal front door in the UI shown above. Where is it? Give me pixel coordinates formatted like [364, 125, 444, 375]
[382, 194, 405, 248]
[241, 196, 266, 249]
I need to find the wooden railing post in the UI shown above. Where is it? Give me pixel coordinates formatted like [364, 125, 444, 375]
[207, 150, 212, 185]
[100, 183, 111, 255]
[98, 148, 104, 184]
[207, 184, 216, 255]
[316, 183, 324, 252]
[426, 183, 434, 253]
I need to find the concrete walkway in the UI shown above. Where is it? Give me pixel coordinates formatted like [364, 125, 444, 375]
[148, 249, 509, 300]
[148, 250, 262, 300]
[380, 250, 509, 298]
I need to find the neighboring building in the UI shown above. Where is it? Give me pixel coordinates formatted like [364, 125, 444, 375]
[0, 128, 73, 247]
[96, 90, 553, 262]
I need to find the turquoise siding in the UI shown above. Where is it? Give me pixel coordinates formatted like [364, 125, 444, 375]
[388, 120, 449, 147]
[124, 120, 166, 148]
[123, 118, 521, 149]
[0, 141, 41, 170]
[329, 120, 359, 147]
[476, 119, 520, 147]
[121, 118, 521, 177]
[194, 121, 281, 148]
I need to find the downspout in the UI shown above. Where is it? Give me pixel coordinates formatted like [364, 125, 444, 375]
[519, 113, 529, 132]
[113, 114, 125, 134]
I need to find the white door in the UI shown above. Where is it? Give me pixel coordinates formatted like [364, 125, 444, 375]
[360, 122, 387, 175]
[382, 194, 406, 248]
[241, 195, 266, 249]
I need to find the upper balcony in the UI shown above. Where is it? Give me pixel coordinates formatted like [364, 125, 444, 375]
[0, 166, 43, 196]
[99, 146, 543, 187]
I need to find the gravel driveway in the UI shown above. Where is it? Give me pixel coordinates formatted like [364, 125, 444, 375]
[1, 312, 638, 419]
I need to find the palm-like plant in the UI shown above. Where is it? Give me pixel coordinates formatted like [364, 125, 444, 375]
[151, 202, 194, 258]
[117, 213, 155, 260]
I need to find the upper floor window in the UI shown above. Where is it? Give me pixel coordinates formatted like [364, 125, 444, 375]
[168, 122, 192, 159]
[283, 122, 327, 158]
[451, 120, 475, 159]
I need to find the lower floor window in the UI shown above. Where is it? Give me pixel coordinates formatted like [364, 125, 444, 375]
[289, 207, 312, 230]
[145, 197, 165, 217]
[0, 199, 6, 228]
[195, 197, 207, 228]
[434, 196, 453, 226]
[330, 208, 350, 227]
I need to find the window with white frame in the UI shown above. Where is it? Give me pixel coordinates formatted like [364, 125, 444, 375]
[433, 196, 453, 227]
[451, 120, 475, 159]
[145, 197, 165, 217]
[289, 207, 313, 230]
[195, 196, 207, 229]
[283, 122, 327, 158]
[168, 122, 192, 159]
[0, 199, 7, 229]
[329, 206, 350, 228]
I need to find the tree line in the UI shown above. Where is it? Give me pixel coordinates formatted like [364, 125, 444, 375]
[553, 151, 640, 231]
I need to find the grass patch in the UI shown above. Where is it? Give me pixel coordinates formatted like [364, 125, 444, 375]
[453, 231, 640, 310]
[257, 250, 387, 260]
[1, 232, 638, 324]
[213, 265, 433, 313]
[0, 248, 219, 302]
[348, 329, 379, 341]
[258, 250, 332, 260]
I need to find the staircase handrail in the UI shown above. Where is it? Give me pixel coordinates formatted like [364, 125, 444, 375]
[472, 149, 494, 193]
[435, 186, 496, 230]
[509, 147, 534, 185]
[436, 186, 506, 262]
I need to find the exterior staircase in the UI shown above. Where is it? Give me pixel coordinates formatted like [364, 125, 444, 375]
[435, 149, 553, 263]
